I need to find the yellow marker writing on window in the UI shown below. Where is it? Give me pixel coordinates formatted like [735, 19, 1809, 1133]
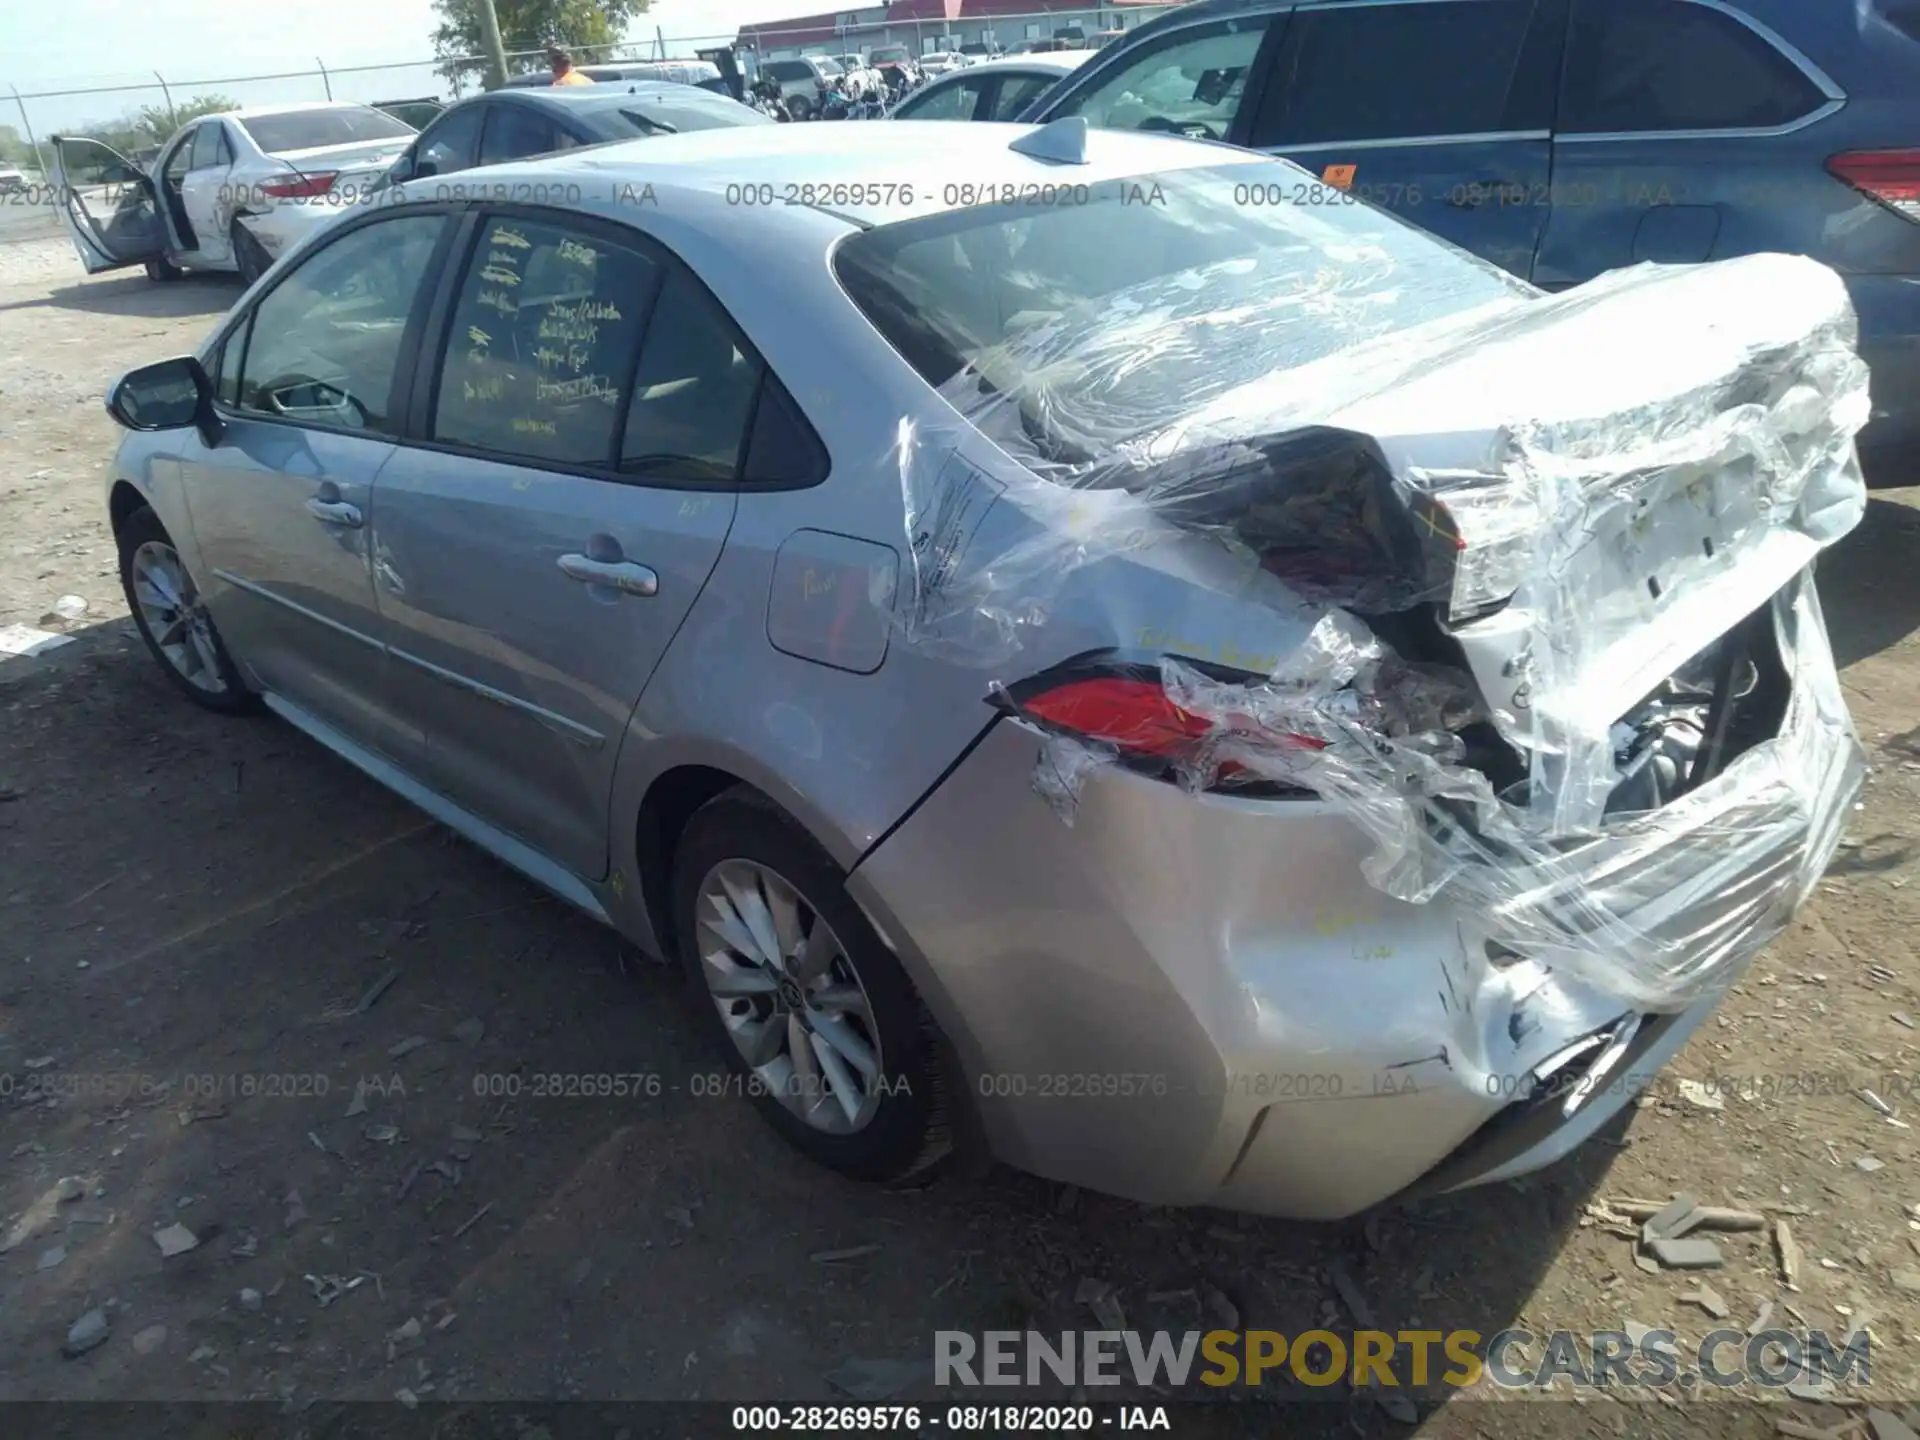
[1322, 163, 1357, 190]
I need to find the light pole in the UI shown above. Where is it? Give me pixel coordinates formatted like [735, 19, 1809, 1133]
[475, 0, 510, 89]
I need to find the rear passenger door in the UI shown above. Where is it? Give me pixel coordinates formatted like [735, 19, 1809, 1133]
[370, 209, 788, 882]
[1534, 0, 1843, 289]
[1245, 0, 1567, 281]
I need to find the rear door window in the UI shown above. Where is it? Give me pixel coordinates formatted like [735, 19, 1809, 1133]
[478, 105, 568, 165]
[431, 215, 662, 467]
[1559, 0, 1827, 133]
[1254, 0, 1548, 145]
[619, 270, 763, 482]
[190, 121, 228, 170]
[1045, 18, 1272, 142]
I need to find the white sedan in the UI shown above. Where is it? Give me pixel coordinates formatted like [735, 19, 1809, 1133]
[48, 101, 416, 287]
[888, 51, 1091, 122]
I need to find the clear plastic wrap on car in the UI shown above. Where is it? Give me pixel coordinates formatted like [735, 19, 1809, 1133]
[883, 238, 1871, 1010]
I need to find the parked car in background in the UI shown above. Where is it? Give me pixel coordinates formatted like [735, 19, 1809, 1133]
[757, 55, 846, 119]
[48, 101, 416, 285]
[374, 97, 447, 130]
[1029, 0, 1920, 467]
[959, 42, 999, 57]
[94, 120, 1866, 1217]
[888, 50, 1093, 121]
[1092, 28, 1127, 47]
[867, 45, 922, 90]
[918, 51, 970, 75]
[0, 163, 28, 195]
[377, 84, 773, 189]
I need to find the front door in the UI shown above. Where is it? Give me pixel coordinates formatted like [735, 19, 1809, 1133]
[1244, 0, 1568, 283]
[47, 136, 168, 273]
[371, 210, 757, 880]
[179, 209, 453, 757]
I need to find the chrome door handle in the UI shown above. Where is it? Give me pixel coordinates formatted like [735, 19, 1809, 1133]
[305, 497, 362, 527]
[558, 554, 658, 597]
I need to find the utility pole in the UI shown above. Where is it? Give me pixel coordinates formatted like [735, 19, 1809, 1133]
[475, 0, 510, 89]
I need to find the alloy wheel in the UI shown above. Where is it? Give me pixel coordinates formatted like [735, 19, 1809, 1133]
[130, 540, 227, 693]
[695, 859, 884, 1134]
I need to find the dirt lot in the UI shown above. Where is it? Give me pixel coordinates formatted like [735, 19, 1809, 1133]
[4, 230, 1920, 1438]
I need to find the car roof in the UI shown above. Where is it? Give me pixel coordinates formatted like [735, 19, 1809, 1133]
[927, 50, 1094, 76]
[393, 116, 1261, 230]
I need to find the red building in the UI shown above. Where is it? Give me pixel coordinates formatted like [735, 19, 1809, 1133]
[737, 0, 1165, 57]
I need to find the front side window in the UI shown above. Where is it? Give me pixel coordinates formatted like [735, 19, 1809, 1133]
[415, 105, 483, 177]
[1048, 19, 1268, 141]
[897, 77, 989, 120]
[233, 214, 445, 434]
[1560, 0, 1826, 133]
[1255, 0, 1546, 145]
[432, 216, 662, 467]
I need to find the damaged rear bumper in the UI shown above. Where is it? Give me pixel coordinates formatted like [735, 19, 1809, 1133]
[848, 570, 1861, 1220]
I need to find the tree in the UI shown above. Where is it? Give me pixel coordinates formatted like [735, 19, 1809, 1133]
[135, 93, 241, 141]
[431, 0, 651, 87]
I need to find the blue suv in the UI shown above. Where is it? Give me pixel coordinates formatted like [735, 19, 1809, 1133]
[1028, 0, 1920, 469]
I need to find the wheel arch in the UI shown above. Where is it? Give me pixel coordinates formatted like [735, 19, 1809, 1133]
[108, 479, 151, 539]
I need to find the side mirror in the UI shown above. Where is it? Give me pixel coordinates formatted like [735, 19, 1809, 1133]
[106, 356, 216, 441]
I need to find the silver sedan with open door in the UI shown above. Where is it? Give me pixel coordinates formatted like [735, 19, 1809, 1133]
[49, 101, 416, 288]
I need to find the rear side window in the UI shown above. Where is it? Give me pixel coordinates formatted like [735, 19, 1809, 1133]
[620, 270, 762, 482]
[433, 216, 662, 467]
[416, 105, 483, 176]
[992, 73, 1061, 121]
[897, 77, 989, 120]
[1048, 18, 1269, 140]
[1255, 0, 1547, 146]
[190, 121, 229, 170]
[767, 62, 808, 82]
[1560, 0, 1827, 134]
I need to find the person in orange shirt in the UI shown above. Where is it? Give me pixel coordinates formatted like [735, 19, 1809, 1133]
[549, 47, 594, 85]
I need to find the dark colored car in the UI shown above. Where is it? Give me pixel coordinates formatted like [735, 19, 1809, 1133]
[1032, 0, 1920, 466]
[377, 83, 774, 188]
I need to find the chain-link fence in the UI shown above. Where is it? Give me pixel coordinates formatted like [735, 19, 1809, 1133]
[2, 3, 1175, 181]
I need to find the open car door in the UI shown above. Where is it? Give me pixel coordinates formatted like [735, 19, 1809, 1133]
[48, 135, 167, 274]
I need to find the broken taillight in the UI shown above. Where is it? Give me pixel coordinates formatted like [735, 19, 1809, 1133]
[259, 171, 339, 199]
[1826, 150, 1920, 222]
[995, 653, 1326, 790]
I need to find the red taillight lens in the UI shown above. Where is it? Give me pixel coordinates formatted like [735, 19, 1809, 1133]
[260, 171, 339, 199]
[1022, 676, 1218, 758]
[1006, 662, 1329, 776]
[1826, 150, 1920, 221]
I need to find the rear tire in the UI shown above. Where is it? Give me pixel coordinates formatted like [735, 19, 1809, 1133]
[232, 222, 270, 287]
[672, 786, 949, 1184]
[143, 255, 182, 282]
[117, 506, 259, 716]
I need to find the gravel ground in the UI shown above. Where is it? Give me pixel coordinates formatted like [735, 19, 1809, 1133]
[4, 235, 1920, 1438]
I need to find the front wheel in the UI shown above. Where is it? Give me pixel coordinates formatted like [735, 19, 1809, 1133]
[118, 506, 259, 715]
[672, 787, 949, 1183]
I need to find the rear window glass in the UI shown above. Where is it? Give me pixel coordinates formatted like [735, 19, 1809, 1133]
[833, 162, 1527, 473]
[1560, 0, 1827, 133]
[603, 98, 773, 134]
[240, 106, 416, 153]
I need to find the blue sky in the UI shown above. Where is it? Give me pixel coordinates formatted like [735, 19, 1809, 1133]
[1, 0, 808, 136]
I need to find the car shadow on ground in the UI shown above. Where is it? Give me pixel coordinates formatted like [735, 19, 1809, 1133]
[0, 620, 1626, 1417]
[1820, 493, 1920, 669]
[0, 272, 239, 320]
